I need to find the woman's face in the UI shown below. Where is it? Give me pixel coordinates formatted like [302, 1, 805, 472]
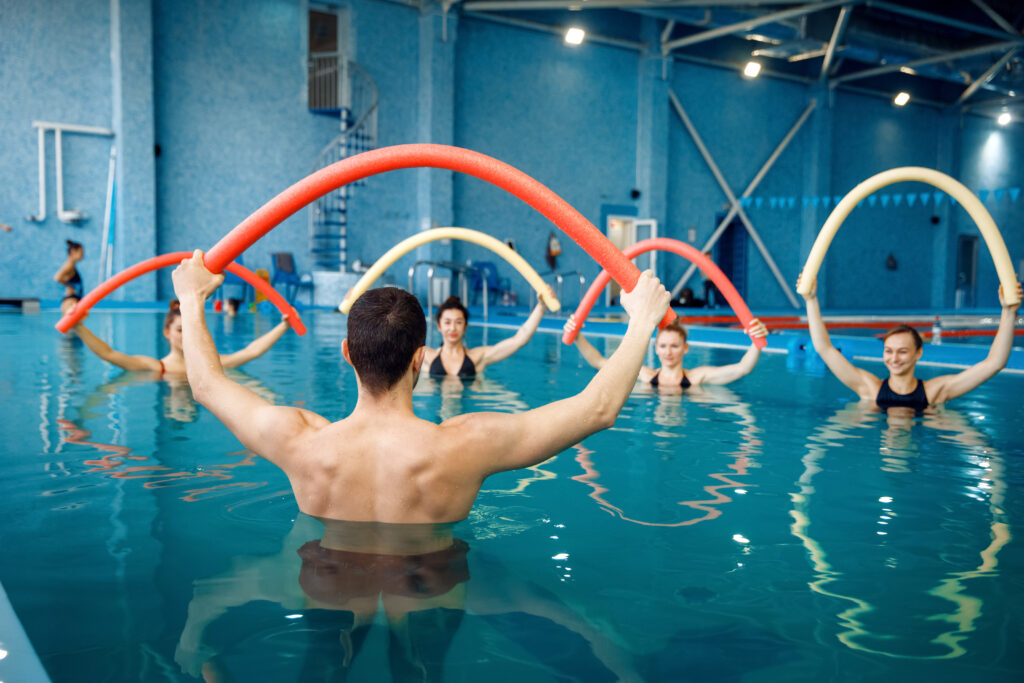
[70, 245, 84, 261]
[655, 330, 687, 368]
[437, 309, 467, 345]
[164, 317, 183, 352]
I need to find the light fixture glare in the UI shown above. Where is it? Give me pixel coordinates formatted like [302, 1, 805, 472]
[743, 61, 762, 78]
[564, 27, 585, 45]
[893, 91, 910, 106]
[998, 112, 1011, 126]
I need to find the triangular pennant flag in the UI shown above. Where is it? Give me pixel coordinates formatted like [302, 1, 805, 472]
[802, 197, 810, 207]
[893, 194, 903, 207]
[994, 189, 1005, 202]
[811, 197, 820, 207]
[755, 197, 763, 208]
[821, 196, 832, 208]
[1010, 187, 1021, 202]
[740, 197, 752, 208]
[920, 193, 930, 206]
[907, 194, 917, 207]
[788, 197, 796, 209]
[933, 191, 944, 206]
[868, 195, 877, 207]
[769, 197, 778, 209]
[834, 196, 842, 206]
[978, 189, 990, 202]
[880, 195, 890, 207]
[950, 195, 958, 206]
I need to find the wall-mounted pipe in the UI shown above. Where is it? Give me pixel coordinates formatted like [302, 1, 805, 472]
[27, 121, 114, 224]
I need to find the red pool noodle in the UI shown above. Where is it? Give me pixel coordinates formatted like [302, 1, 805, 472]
[200, 144, 675, 325]
[56, 252, 306, 335]
[563, 238, 765, 349]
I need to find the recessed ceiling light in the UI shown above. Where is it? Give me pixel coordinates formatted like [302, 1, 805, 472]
[894, 91, 910, 106]
[743, 61, 762, 78]
[564, 27, 585, 45]
[998, 112, 1011, 126]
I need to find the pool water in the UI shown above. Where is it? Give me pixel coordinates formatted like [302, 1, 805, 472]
[1, 310, 1023, 681]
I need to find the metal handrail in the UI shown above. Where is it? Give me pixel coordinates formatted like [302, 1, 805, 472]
[408, 261, 487, 320]
[530, 269, 585, 309]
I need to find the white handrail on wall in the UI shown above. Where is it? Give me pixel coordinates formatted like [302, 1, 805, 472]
[27, 121, 114, 224]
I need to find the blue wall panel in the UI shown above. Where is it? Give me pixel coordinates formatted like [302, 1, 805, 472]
[453, 17, 639, 307]
[0, 0, 113, 300]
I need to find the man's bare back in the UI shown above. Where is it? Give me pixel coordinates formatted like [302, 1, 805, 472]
[172, 250, 671, 524]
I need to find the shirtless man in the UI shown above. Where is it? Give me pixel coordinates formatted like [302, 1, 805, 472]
[799, 275, 1021, 412]
[172, 250, 671, 523]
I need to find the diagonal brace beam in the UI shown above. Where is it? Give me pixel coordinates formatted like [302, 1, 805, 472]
[831, 40, 1020, 85]
[950, 47, 1018, 108]
[668, 89, 804, 308]
[662, 0, 860, 54]
[819, 5, 852, 82]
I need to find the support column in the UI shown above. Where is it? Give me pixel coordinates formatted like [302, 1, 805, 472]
[416, 5, 457, 298]
[931, 111, 960, 308]
[110, 0, 157, 300]
[635, 18, 670, 232]
[800, 84, 832, 306]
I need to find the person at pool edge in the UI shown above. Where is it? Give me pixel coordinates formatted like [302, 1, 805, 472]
[563, 315, 768, 389]
[424, 294, 549, 378]
[798, 273, 1022, 411]
[54, 239, 84, 314]
[172, 249, 671, 523]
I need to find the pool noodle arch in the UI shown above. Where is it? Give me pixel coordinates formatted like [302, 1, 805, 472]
[339, 227, 561, 314]
[798, 167, 1020, 305]
[54, 144, 674, 334]
[563, 237, 766, 348]
[56, 252, 306, 335]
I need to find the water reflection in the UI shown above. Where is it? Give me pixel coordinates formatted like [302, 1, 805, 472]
[790, 403, 1010, 659]
[572, 386, 761, 527]
[175, 515, 637, 680]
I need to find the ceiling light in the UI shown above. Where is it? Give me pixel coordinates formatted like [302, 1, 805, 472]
[998, 112, 1011, 126]
[899, 66, 917, 75]
[564, 27, 585, 45]
[893, 91, 910, 106]
[743, 61, 762, 78]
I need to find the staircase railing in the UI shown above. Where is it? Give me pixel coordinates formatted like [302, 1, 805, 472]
[308, 57, 378, 271]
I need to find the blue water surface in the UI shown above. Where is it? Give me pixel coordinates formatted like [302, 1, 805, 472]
[1, 310, 1023, 682]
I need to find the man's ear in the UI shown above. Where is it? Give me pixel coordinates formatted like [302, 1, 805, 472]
[341, 339, 352, 367]
[411, 346, 426, 374]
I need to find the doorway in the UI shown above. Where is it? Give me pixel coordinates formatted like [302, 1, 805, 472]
[605, 217, 658, 305]
[955, 234, 978, 309]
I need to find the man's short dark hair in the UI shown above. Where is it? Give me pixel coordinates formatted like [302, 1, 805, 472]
[347, 287, 426, 395]
[882, 324, 922, 350]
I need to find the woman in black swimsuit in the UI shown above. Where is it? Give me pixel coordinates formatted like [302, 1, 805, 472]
[564, 316, 768, 389]
[72, 301, 291, 377]
[422, 295, 549, 378]
[54, 240, 85, 314]
[798, 275, 1022, 412]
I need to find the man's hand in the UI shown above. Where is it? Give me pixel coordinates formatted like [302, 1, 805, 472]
[796, 272, 816, 301]
[619, 270, 670, 329]
[999, 281, 1023, 313]
[172, 250, 224, 304]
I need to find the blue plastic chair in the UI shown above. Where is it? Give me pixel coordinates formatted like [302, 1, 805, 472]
[469, 260, 510, 305]
[270, 252, 313, 305]
[218, 253, 251, 305]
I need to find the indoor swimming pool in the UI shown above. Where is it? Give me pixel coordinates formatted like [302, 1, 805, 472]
[1, 309, 1022, 681]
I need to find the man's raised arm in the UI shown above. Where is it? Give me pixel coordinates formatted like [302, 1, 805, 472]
[446, 271, 671, 475]
[173, 251, 323, 464]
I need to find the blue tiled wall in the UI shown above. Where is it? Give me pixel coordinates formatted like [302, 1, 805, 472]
[1, 1, 1021, 313]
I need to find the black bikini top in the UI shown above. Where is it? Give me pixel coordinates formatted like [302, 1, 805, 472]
[650, 370, 691, 389]
[876, 378, 928, 413]
[429, 351, 476, 378]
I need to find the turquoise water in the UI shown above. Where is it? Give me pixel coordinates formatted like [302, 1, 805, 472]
[1, 310, 1023, 681]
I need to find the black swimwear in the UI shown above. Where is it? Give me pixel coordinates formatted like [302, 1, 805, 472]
[650, 370, 691, 389]
[66, 269, 83, 298]
[429, 352, 476, 377]
[876, 378, 928, 413]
